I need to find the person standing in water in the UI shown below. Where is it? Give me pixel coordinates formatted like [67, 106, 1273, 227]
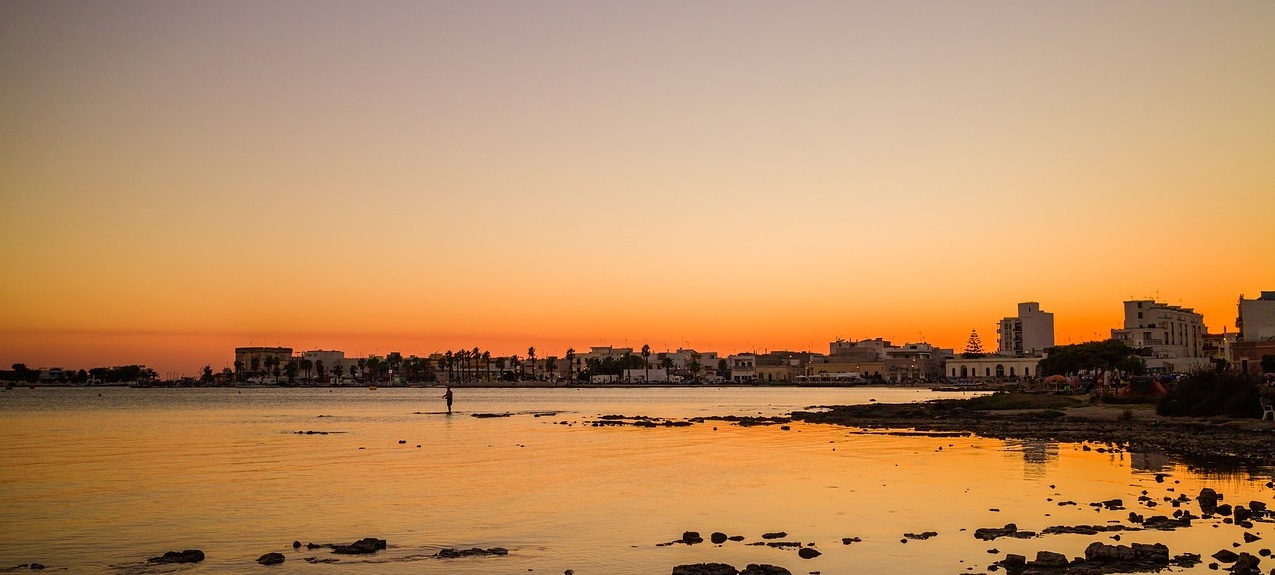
[443, 386, 454, 414]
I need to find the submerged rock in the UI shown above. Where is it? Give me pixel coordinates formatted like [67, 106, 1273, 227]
[797, 548, 821, 559]
[331, 538, 386, 554]
[975, 524, 1036, 541]
[672, 563, 738, 575]
[434, 547, 508, 559]
[148, 550, 204, 564]
[710, 532, 728, 544]
[682, 531, 704, 545]
[739, 565, 791, 575]
[257, 553, 284, 565]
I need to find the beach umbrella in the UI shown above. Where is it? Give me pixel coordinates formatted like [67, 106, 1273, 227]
[1043, 375, 1068, 384]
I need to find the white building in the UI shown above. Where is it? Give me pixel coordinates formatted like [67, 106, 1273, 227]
[1237, 291, 1275, 341]
[728, 353, 757, 382]
[1110, 300, 1206, 359]
[664, 348, 720, 370]
[997, 302, 1055, 356]
[622, 368, 670, 382]
[947, 356, 1041, 380]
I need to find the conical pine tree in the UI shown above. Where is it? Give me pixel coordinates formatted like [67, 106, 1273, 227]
[963, 329, 985, 357]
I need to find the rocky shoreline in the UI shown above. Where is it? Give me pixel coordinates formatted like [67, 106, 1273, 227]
[789, 399, 1275, 469]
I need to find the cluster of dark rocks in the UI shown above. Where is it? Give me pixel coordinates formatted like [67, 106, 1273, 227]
[787, 400, 1275, 468]
[433, 547, 509, 558]
[147, 549, 204, 564]
[1, 564, 45, 571]
[588, 414, 693, 427]
[903, 531, 938, 541]
[666, 531, 827, 560]
[671, 563, 793, 575]
[978, 483, 1275, 575]
[994, 542, 1200, 575]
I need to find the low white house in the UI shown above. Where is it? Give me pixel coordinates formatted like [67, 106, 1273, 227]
[946, 356, 1041, 380]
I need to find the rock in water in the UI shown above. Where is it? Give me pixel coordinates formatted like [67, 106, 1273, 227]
[797, 548, 821, 559]
[148, 550, 205, 564]
[682, 531, 704, 545]
[434, 547, 508, 559]
[671, 563, 738, 575]
[257, 553, 285, 565]
[331, 538, 387, 554]
[710, 532, 728, 544]
[1229, 552, 1260, 575]
[740, 565, 792, 575]
[1033, 551, 1068, 567]
[1198, 488, 1219, 514]
[1210, 549, 1239, 563]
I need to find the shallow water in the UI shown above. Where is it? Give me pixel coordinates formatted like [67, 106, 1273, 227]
[0, 386, 1271, 574]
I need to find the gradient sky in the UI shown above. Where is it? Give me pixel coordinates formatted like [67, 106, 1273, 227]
[3, 1, 1273, 375]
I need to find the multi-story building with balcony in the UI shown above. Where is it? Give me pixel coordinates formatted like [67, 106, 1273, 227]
[997, 302, 1054, 356]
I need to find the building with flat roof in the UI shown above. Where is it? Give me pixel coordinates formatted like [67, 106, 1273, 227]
[1110, 300, 1208, 372]
[998, 302, 1054, 356]
[1236, 291, 1275, 342]
[234, 346, 293, 374]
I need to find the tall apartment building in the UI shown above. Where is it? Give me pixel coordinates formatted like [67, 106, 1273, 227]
[1110, 300, 1205, 359]
[997, 302, 1055, 356]
[1236, 291, 1275, 341]
[1232, 291, 1275, 374]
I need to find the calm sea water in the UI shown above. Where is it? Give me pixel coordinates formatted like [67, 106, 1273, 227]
[0, 386, 1271, 574]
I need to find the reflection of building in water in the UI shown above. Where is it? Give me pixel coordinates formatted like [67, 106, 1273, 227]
[1130, 450, 1170, 473]
[1002, 439, 1059, 478]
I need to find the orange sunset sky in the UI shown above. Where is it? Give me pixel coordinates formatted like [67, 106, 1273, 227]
[2, 1, 1273, 376]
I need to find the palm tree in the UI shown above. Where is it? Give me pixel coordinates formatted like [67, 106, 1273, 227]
[528, 347, 536, 381]
[689, 353, 702, 383]
[250, 356, 261, 379]
[315, 359, 325, 383]
[387, 352, 403, 383]
[419, 356, 433, 382]
[300, 358, 313, 381]
[263, 355, 278, 382]
[660, 356, 674, 382]
[545, 356, 558, 381]
[471, 347, 480, 382]
[233, 360, 244, 383]
[357, 358, 367, 383]
[565, 348, 576, 382]
[334, 363, 344, 383]
[481, 351, 491, 382]
[641, 344, 651, 383]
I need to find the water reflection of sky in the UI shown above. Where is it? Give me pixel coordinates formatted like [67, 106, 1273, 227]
[1, 387, 1273, 574]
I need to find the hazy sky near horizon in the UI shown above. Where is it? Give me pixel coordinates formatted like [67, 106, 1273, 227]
[2, 1, 1273, 374]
